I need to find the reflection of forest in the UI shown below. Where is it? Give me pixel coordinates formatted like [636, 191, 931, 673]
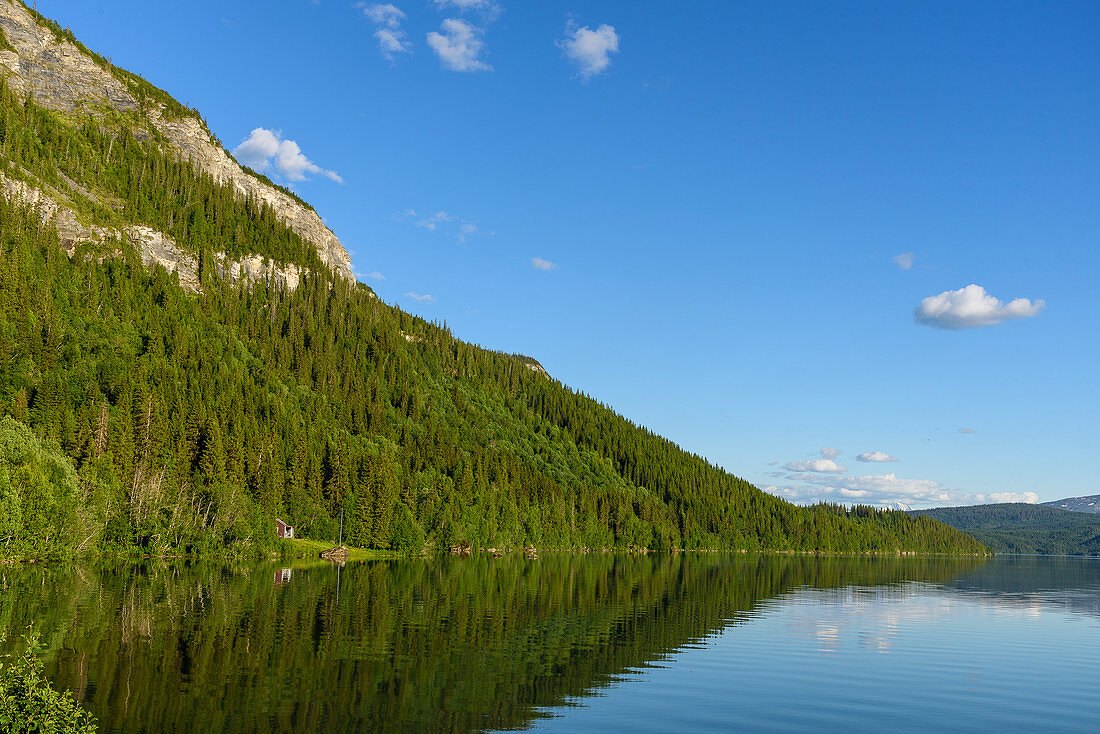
[944, 555, 1100, 619]
[0, 554, 985, 733]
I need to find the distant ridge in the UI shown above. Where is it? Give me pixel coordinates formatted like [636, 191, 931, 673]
[1042, 495, 1100, 514]
[913, 504, 1100, 555]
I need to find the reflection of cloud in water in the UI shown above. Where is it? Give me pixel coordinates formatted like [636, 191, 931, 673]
[774, 572, 1099, 659]
[779, 584, 969, 656]
[812, 622, 839, 653]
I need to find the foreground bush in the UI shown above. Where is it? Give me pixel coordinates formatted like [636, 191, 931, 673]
[0, 630, 96, 733]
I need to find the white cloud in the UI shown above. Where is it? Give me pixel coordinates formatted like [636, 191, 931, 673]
[819, 447, 841, 460]
[958, 428, 977, 435]
[433, 0, 493, 8]
[362, 271, 385, 280]
[914, 284, 1044, 330]
[857, 451, 899, 463]
[233, 128, 342, 183]
[403, 292, 436, 302]
[359, 3, 413, 60]
[783, 459, 847, 474]
[432, 0, 500, 16]
[375, 28, 412, 59]
[893, 252, 915, 270]
[458, 222, 478, 243]
[361, 2, 404, 27]
[416, 211, 456, 230]
[531, 257, 557, 271]
[398, 208, 485, 242]
[765, 471, 1040, 509]
[427, 18, 491, 72]
[558, 22, 620, 80]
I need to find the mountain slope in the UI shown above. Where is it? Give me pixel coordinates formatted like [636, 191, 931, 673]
[914, 504, 1100, 555]
[0, 1, 989, 558]
[1042, 495, 1100, 514]
[0, 0, 351, 285]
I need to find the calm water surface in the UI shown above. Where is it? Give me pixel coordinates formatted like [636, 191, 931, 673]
[2, 554, 1098, 732]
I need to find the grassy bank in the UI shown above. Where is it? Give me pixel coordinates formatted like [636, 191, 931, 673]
[277, 537, 404, 562]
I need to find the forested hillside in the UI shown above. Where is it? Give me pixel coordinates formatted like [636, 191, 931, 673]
[914, 504, 1100, 555]
[0, 6, 989, 559]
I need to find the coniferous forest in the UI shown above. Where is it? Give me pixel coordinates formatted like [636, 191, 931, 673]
[0, 41, 989, 560]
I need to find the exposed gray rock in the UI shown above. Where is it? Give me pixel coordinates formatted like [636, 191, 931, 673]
[0, 171, 110, 255]
[0, 0, 355, 282]
[1, 173, 301, 292]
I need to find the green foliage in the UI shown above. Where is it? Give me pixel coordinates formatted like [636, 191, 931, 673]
[915, 504, 1100, 555]
[0, 630, 97, 734]
[0, 188, 988, 559]
[0, 416, 81, 557]
[0, 26, 15, 54]
[0, 78, 323, 272]
[390, 505, 426, 554]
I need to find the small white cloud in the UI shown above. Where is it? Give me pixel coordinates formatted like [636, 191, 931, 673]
[820, 447, 841, 460]
[558, 22, 620, 80]
[362, 271, 385, 280]
[857, 451, 899, 463]
[987, 492, 1041, 504]
[400, 208, 483, 242]
[403, 292, 436, 303]
[361, 2, 404, 27]
[432, 0, 500, 15]
[416, 211, 455, 230]
[458, 222, 478, 243]
[359, 3, 413, 60]
[233, 128, 342, 183]
[531, 257, 558, 271]
[915, 284, 1044, 330]
[958, 428, 976, 435]
[375, 28, 412, 59]
[427, 18, 491, 72]
[784, 459, 847, 473]
[893, 252, 915, 270]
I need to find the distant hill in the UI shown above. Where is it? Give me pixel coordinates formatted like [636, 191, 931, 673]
[1042, 495, 1100, 514]
[913, 504, 1100, 555]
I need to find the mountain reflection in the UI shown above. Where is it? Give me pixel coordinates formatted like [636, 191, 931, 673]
[945, 555, 1100, 619]
[1, 554, 987, 733]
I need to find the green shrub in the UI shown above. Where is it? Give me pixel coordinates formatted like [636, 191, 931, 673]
[0, 630, 97, 733]
[0, 418, 81, 557]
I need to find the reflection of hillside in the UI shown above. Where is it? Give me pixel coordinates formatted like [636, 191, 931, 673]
[1, 555, 984, 733]
[943, 555, 1100, 619]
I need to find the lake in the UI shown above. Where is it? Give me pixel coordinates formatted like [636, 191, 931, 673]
[2, 554, 1098, 732]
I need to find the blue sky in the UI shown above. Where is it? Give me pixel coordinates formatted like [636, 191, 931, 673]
[38, 0, 1099, 508]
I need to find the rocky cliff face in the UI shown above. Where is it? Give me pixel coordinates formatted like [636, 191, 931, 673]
[0, 0, 354, 284]
[0, 171, 305, 291]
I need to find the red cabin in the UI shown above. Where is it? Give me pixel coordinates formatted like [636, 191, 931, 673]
[276, 518, 294, 539]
